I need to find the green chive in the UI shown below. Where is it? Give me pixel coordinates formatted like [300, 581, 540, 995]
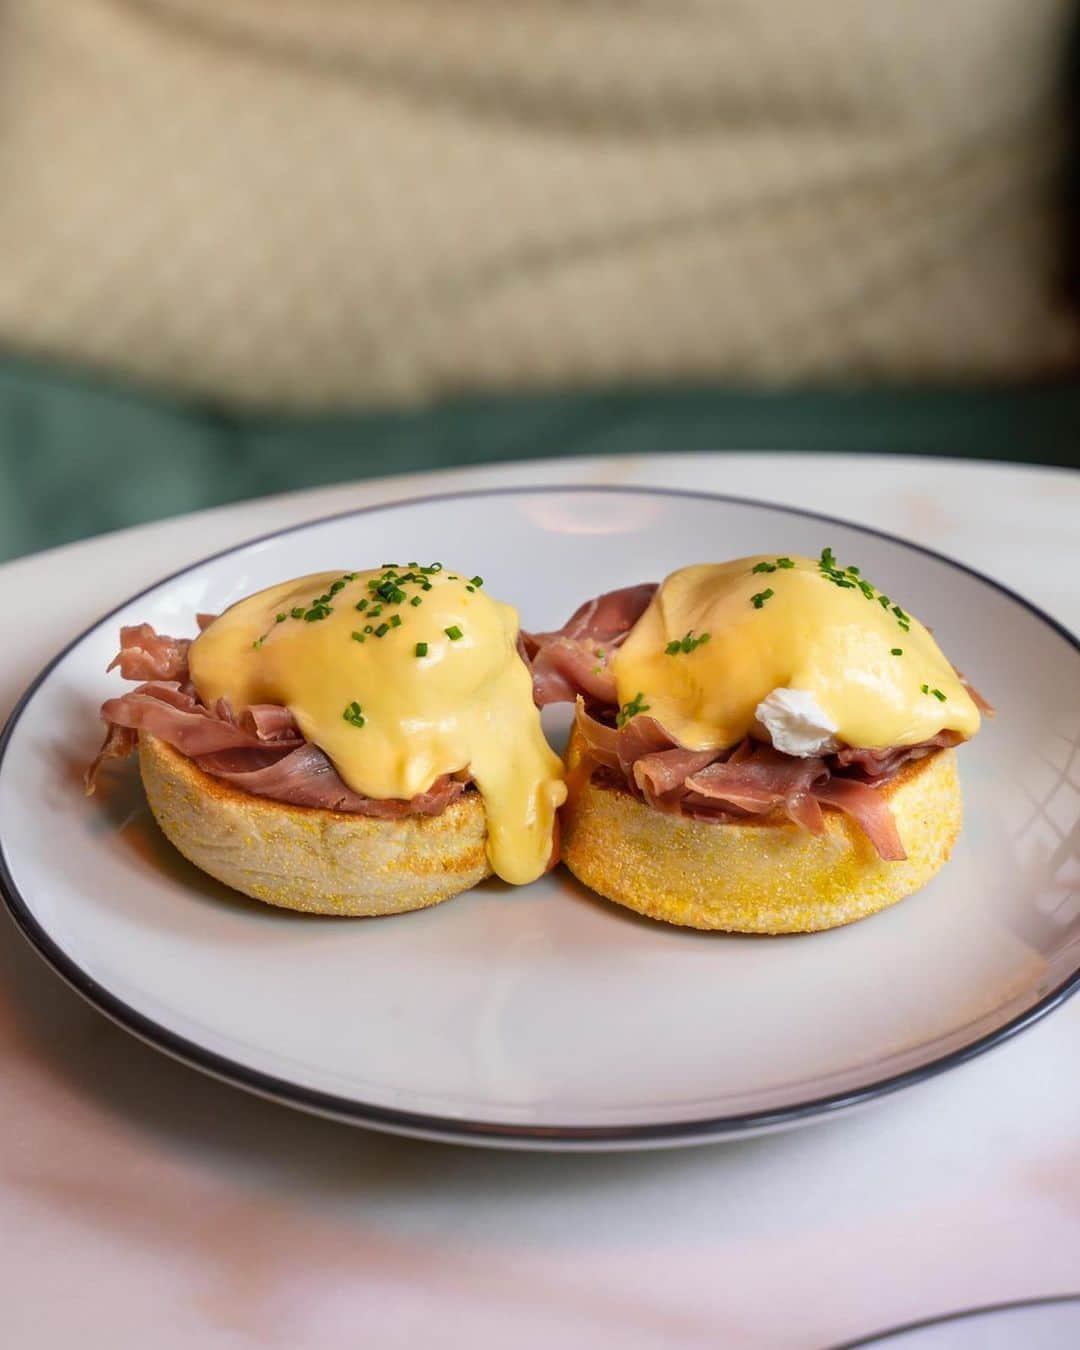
[375, 622, 389, 637]
[891, 648, 903, 656]
[616, 692, 650, 728]
[351, 631, 365, 643]
[932, 688, 947, 701]
[410, 596, 422, 607]
[415, 641, 428, 658]
[343, 701, 365, 728]
[389, 614, 402, 628]
[444, 625, 463, 641]
[291, 607, 305, 619]
[751, 561, 776, 574]
[275, 613, 287, 623]
[470, 575, 483, 588]
[776, 557, 794, 569]
[751, 588, 774, 609]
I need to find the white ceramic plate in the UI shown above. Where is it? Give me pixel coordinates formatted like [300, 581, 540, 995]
[1, 487, 1078, 1150]
[836, 1295, 1080, 1348]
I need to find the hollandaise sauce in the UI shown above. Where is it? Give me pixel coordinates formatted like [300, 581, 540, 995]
[614, 553, 981, 751]
[189, 565, 566, 884]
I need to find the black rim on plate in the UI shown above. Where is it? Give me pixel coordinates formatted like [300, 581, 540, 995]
[1, 484, 1078, 1147]
[829, 1292, 1080, 1348]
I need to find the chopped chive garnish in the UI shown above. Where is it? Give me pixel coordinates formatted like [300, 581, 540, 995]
[776, 557, 794, 569]
[616, 692, 650, 728]
[890, 648, 903, 656]
[363, 624, 373, 634]
[389, 614, 402, 628]
[751, 561, 776, 574]
[846, 565, 860, 576]
[666, 630, 711, 655]
[470, 575, 483, 588]
[355, 598, 368, 612]
[252, 637, 263, 649]
[415, 641, 428, 658]
[374, 622, 389, 637]
[466, 586, 475, 593]
[275, 613, 286, 623]
[410, 596, 422, 607]
[343, 572, 358, 581]
[329, 580, 345, 594]
[921, 683, 929, 694]
[444, 625, 463, 641]
[369, 605, 382, 617]
[343, 701, 365, 728]
[932, 688, 947, 701]
[351, 631, 365, 643]
[751, 588, 774, 609]
[291, 607, 305, 619]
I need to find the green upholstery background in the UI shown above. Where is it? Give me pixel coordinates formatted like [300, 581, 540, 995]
[2, 354, 1078, 563]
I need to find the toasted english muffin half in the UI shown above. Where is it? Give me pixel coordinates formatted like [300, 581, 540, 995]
[139, 733, 491, 916]
[561, 726, 961, 933]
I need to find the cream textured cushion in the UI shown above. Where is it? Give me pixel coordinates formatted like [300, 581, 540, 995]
[0, 0, 1075, 410]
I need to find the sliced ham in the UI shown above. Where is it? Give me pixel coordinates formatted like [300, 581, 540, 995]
[240, 704, 302, 741]
[632, 746, 719, 812]
[525, 583, 657, 649]
[88, 623, 469, 818]
[96, 683, 287, 759]
[572, 701, 920, 860]
[832, 730, 962, 780]
[685, 746, 828, 833]
[812, 778, 907, 861]
[522, 583, 656, 707]
[529, 638, 618, 707]
[197, 742, 466, 817]
[106, 624, 191, 682]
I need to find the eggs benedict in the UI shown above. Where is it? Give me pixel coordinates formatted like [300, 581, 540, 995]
[87, 564, 567, 915]
[525, 551, 988, 933]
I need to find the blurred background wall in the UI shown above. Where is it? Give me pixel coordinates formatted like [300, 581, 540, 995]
[1, 0, 1078, 560]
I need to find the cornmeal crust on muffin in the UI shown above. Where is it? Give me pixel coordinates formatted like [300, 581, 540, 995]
[560, 725, 961, 934]
[139, 733, 491, 916]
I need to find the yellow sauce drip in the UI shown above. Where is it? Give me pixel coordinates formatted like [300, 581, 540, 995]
[614, 557, 981, 751]
[188, 568, 566, 885]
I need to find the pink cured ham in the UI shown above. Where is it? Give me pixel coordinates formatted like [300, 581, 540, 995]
[832, 730, 962, 779]
[195, 743, 465, 817]
[522, 583, 656, 707]
[107, 624, 191, 682]
[685, 747, 829, 834]
[812, 778, 906, 861]
[572, 701, 916, 860]
[87, 624, 472, 818]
